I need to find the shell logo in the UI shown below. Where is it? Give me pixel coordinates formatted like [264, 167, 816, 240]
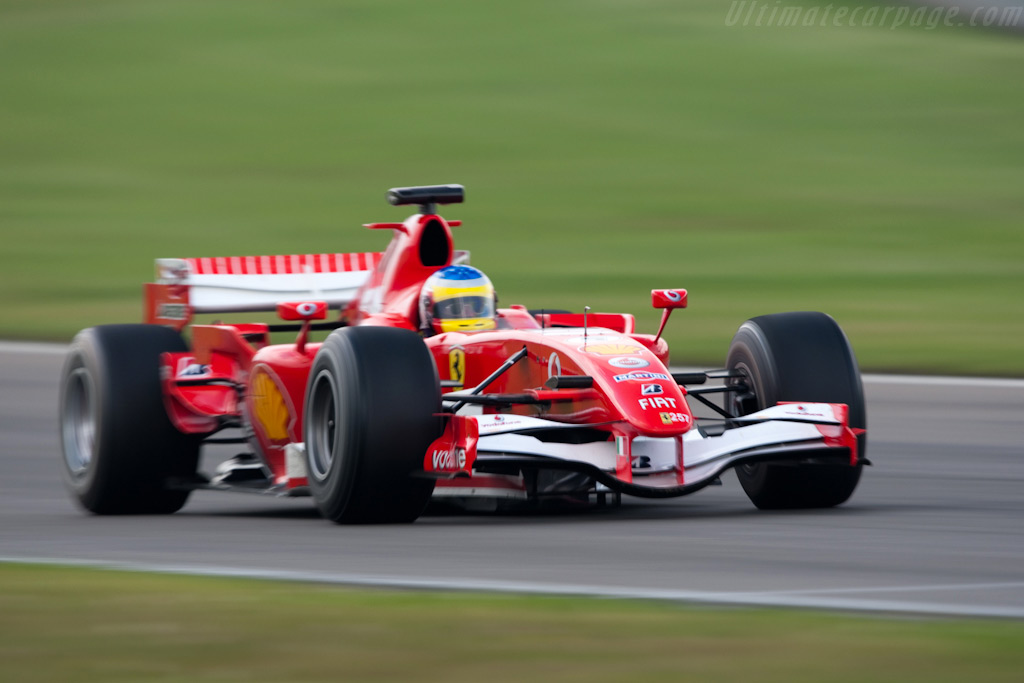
[579, 343, 643, 356]
[251, 368, 290, 441]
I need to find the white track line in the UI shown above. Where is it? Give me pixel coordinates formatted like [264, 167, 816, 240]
[722, 581, 1024, 597]
[862, 373, 1024, 389]
[0, 341, 68, 355]
[2, 557, 1022, 619]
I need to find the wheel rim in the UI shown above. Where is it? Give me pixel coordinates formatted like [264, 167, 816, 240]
[727, 363, 762, 478]
[307, 369, 340, 481]
[62, 367, 96, 480]
[727, 362, 759, 417]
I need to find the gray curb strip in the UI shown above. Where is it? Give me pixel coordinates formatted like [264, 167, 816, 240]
[2, 556, 1023, 619]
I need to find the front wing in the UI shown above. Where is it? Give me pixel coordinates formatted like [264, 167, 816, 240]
[426, 403, 861, 499]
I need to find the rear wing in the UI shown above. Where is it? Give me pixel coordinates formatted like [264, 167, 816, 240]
[144, 252, 382, 329]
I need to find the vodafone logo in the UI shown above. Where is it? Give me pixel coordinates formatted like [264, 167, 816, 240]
[296, 302, 319, 317]
[431, 448, 466, 470]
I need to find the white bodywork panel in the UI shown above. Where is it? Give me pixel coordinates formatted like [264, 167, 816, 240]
[187, 272, 371, 313]
[156, 256, 375, 313]
[154, 249, 471, 314]
[469, 403, 847, 484]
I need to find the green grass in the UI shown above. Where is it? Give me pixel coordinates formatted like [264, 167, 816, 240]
[1, 564, 1023, 682]
[1, 1, 1022, 374]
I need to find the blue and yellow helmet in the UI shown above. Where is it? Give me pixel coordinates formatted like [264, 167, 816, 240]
[420, 265, 497, 334]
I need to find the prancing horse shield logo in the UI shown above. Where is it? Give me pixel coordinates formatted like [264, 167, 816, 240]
[448, 347, 466, 388]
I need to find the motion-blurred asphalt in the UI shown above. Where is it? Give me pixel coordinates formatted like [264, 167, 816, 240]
[2, 344, 1022, 617]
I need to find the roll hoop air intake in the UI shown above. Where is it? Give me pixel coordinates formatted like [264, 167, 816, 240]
[386, 184, 465, 215]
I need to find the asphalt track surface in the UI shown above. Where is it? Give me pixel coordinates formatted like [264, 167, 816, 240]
[2, 342, 1023, 618]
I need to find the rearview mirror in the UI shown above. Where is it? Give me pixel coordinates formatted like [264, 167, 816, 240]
[651, 289, 688, 310]
[276, 301, 328, 321]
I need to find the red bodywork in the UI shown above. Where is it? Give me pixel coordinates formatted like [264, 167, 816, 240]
[151, 207, 695, 493]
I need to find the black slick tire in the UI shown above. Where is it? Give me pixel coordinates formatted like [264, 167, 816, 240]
[303, 327, 440, 524]
[726, 312, 866, 509]
[59, 324, 201, 514]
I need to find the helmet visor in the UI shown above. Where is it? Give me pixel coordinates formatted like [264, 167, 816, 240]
[432, 295, 495, 321]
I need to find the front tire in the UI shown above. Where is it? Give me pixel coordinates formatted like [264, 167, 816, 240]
[59, 325, 200, 514]
[304, 327, 441, 524]
[726, 312, 866, 509]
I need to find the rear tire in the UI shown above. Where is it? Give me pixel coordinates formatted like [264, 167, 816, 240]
[59, 325, 200, 514]
[726, 312, 866, 509]
[304, 327, 440, 524]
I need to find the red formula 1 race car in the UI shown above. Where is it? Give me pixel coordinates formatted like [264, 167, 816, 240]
[59, 185, 868, 523]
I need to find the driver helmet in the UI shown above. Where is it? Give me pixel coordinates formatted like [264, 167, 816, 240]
[420, 265, 497, 335]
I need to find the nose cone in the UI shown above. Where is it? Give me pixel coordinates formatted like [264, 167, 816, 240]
[626, 393, 692, 436]
[621, 390, 694, 436]
[536, 329, 694, 436]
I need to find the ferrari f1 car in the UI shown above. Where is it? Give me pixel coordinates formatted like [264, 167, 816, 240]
[59, 184, 868, 523]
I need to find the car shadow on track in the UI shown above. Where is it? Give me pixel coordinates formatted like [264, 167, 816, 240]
[178, 496, 881, 525]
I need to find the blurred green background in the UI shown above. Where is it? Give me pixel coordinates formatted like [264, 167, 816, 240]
[1, 0, 1022, 374]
